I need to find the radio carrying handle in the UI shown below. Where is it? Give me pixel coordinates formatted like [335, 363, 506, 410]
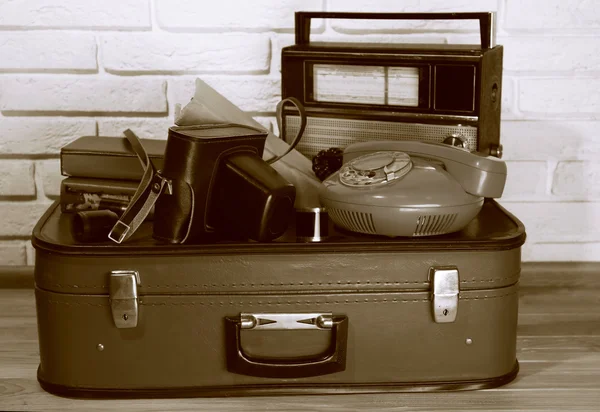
[295, 11, 497, 49]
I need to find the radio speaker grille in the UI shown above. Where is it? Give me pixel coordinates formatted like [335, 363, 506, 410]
[328, 208, 376, 235]
[285, 115, 478, 159]
[413, 214, 458, 236]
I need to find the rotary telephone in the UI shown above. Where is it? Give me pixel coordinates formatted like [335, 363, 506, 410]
[319, 140, 507, 237]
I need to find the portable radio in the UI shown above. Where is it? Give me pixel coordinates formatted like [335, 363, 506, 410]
[281, 12, 503, 159]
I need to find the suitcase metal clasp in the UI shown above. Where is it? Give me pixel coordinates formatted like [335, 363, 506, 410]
[429, 266, 459, 323]
[239, 313, 333, 330]
[109, 270, 140, 328]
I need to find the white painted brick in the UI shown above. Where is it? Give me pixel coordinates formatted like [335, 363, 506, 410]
[0, 118, 96, 155]
[501, 77, 517, 119]
[0, 161, 35, 197]
[552, 161, 600, 198]
[0, 202, 52, 237]
[102, 34, 270, 74]
[169, 76, 281, 113]
[0, 242, 27, 265]
[327, 0, 497, 32]
[156, 0, 323, 31]
[26, 241, 35, 266]
[522, 242, 600, 262]
[505, 0, 600, 30]
[501, 121, 600, 161]
[502, 161, 547, 199]
[98, 119, 172, 140]
[519, 79, 600, 116]
[0, 77, 167, 113]
[0, 32, 97, 72]
[0, 0, 150, 30]
[499, 201, 600, 243]
[501, 36, 600, 73]
[36, 160, 63, 199]
[272, 34, 295, 74]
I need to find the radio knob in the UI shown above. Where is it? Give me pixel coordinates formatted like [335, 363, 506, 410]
[491, 83, 499, 103]
[443, 134, 466, 148]
[489, 144, 503, 158]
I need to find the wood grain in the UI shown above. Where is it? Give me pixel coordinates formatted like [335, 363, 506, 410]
[1, 263, 600, 411]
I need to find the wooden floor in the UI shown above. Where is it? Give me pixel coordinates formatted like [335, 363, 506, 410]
[0, 263, 599, 411]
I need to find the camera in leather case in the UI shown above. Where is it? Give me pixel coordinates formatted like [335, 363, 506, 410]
[152, 124, 296, 244]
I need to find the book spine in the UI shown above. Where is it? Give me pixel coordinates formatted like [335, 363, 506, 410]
[60, 154, 164, 180]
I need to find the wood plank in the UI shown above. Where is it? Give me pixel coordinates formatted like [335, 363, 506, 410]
[518, 313, 600, 336]
[0, 289, 36, 317]
[0, 324, 38, 342]
[511, 356, 600, 389]
[0, 265, 34, 288]
[519, 262, 600, 289]
[518, 288, 600, 314]
[0, 380, 599, 412]
[517, 336, 600, 363]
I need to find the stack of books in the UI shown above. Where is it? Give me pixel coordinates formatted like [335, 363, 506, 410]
[59, 136, 166, 217]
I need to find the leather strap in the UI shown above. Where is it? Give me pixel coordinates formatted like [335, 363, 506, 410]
[265, 97, 307, 165]
[108, 129, 172, 244]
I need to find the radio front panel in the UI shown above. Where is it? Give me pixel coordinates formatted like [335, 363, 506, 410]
[283, 115, 478, 159]
[308, 63, 427, 109]
[293, 58, 480, 116]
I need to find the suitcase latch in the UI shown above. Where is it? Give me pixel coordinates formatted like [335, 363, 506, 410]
[429, 266, 459, 323]
[109, 270, 140, 329]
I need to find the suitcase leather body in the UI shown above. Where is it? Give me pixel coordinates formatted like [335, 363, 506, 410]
[33, 199, 525, 397]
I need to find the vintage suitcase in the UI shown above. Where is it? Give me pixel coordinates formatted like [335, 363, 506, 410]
[32, 198, 525, 397]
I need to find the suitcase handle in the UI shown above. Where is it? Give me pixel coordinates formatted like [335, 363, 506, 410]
[295, 11, 497, 49]
[224, 315, 348, 378]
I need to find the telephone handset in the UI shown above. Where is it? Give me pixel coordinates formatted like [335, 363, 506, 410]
[319, 140, 507, 237]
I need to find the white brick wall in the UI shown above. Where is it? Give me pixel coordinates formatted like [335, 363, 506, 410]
[0, 0, 598, 264]
[155, 0, 323, 31]
[0, 161, 35, 197]
[0, 0, 151, 29]
[0, 77, 168, 113]
[0, 241, 28, 266]
[0, 33, 97, 72]
[102, 34, 271, 73]
[504, 0, 600, 30]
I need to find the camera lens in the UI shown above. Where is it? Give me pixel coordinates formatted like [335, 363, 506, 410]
[73, 210, 119, 243]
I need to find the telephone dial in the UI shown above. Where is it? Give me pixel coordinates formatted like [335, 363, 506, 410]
[319, 140, 507, 237]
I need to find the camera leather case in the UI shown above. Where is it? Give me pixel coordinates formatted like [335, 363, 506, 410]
[153, 124, 296, 244]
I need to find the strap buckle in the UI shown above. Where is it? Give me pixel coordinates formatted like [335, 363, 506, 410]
[108, 221, 131, 244]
